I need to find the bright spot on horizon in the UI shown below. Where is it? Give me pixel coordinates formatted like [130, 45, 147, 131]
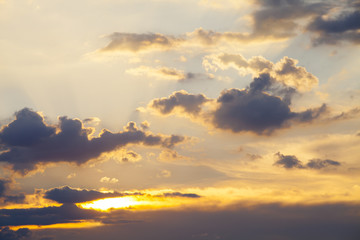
[78, 196, 143, 211]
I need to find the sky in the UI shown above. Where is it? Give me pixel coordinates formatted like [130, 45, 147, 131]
[0, 0, 360, 239]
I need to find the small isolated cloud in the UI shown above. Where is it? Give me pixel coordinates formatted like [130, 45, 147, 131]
[66, 173, 76, 179]
[306, 159, 341, 169]
[158, 149, 190, 162]
[156, 169, 172, 178]
[160, 192, 201, 198]
[274, 153, 341, 170]
[274, 152, 304, 169]
[150, 90, 210, 116]
[126, 65, 214, 83]
[0, 108, 186, 175]
[100, 32, 183, 52]
[44, 186, 123, 204]
[100, 177, 119, 184]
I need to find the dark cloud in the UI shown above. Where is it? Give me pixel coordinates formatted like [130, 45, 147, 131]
[274, 153, 341, 170]
[0, 178, 25, 204]
[0, 203, 101, 227]
[251, 0, 329, 40]
[306, 159, 341, 169]
[151, 91, 210, 115]
[100, 32, 183, 52]
[44, 186, 124, 204]
[0, 227, 31, 240]
[307, 10, 360, 45]
[161, 192, 201, 198]
[0, 108, 54, 147]
[274, 152, 304, 169]
[150, 73, 326, 135]
[48, 202, 360, 240]
[213, 88, 293, 134]
[0, 109, 185, 175]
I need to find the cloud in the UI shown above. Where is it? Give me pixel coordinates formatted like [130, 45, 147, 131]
[0, 227, 31, 240]
[150, 90, 210, 115]
[0, 203, 101, 227]
[126, 65, 214, 82]
[44, 186, 123, 204]
[0, 108, 186, 175]
[274, 152, 341, 170]
[250, 0, 329, 40]
[306, 159, 341, 169]
[203, 53, 318, 92]
[160, 192, 201, 198]
[149, 73, 326, 135]
[100, 177, 119, 184]
[0, 179, 25, 204]
[156, 169, 172, 178]
[100, 32, 183, 52]
[274, 152, 304, 169]
[97, 1, 359, 53]
[307, 10, 360, 45]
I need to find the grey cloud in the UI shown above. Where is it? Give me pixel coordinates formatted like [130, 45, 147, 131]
[50, 202, 360, 240]
[0, 203, 102, 227]
[0, 179, 25, 204]
[0, 108, 185, 175]
[274, 153, 341, 170]
[151, 91, 210, 115]
[101, 32, 183, 52]
[274, 152, 304, 169]
[251, 0, 329, 39]
[213, 88, 293, 135]
[306, 159, 341, 169]
[161, 192, 201, 198]
[44, 186, 124, 204]
[150, 73, 325, 135]
[179, 72, 214, 83]
[307, 10, 360, 45]
[0, 227, 31, 240]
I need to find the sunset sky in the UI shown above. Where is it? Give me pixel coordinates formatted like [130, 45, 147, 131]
[1, 0, 360, 239]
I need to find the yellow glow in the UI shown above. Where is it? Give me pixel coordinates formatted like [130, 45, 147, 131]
[9, 221, 103, 230]
[78, 196, 145, 211]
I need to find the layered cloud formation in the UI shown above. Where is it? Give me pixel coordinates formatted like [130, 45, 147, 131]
[149, 71, 326, 134]
[98, 0, 359, 54]
[0, 109, 185, 175]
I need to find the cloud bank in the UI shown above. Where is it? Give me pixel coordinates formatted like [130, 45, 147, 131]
[0, 108, 185, 175]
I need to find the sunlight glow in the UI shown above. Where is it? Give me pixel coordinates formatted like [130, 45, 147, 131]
[78, 196, 145, 211]
[9, 221, 103, 230]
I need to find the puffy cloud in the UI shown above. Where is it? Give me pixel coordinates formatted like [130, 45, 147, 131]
[100, 32, 183, 52]
[307, 10, 360, 45]
[150, 90, 210, 115]
[100, 177, 119, 184]
[44, 186, 123, 204]
[203, 54, 318, 92]
[0, 227, 31, 240]
[0, 108, 186, 175]
[274, 153, 341, 170]
[149, 73, 326, 135]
